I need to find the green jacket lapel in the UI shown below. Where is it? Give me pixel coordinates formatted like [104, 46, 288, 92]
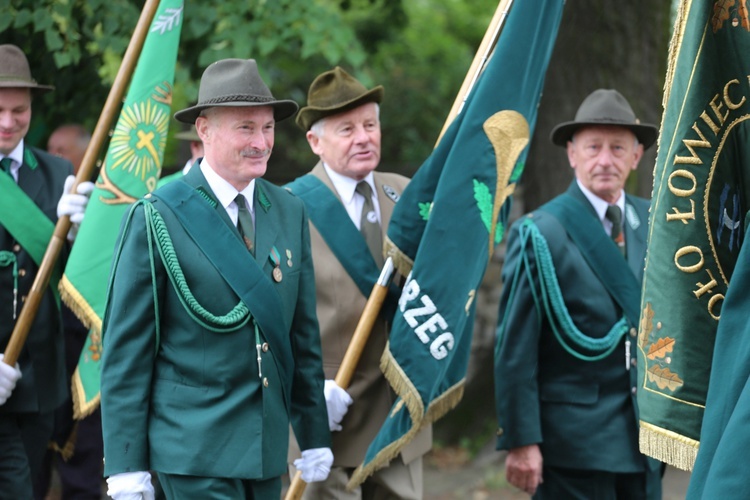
[253, 180, 275, 268]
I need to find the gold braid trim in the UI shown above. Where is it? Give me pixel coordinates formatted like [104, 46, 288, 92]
[347, 344, 466, 489]
[639, 420, 698, 471]
[383, 236, 413, 277]
[71, 366, 101, 420]
[59, 275, 103, 334]
[662, 0, 692, 108]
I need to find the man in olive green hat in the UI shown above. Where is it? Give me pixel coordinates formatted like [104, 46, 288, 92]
[0, 44, 93, 498]
[286, 67, 430, 499]
[493, 88, 663, 498]
[100, 57, 332, 499]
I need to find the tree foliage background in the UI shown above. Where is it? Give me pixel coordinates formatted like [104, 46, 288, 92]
[0, 0, 497, 184]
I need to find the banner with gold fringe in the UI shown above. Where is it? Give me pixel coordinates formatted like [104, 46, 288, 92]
[349, 0, 564, 487]
[59, 0, 183, 418]
[637, 0, 750, 471]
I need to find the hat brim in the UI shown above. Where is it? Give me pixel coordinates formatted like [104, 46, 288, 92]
[0, 81, 54, 92]
[174, 100, 299, 124]
[551, 120, 659, 149]
[296, 86, 383, 130]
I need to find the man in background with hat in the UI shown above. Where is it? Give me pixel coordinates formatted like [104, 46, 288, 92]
[0, 44, 93, 498]
[157, 124, 204, 187]
[493, 89, 663, 498]
[286, 66, 430, 499]
[100, 58, 332, 499]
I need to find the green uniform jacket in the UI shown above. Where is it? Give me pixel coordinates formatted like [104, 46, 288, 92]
[100, 165, 330, 480]
[0, 147, 71, 414]
[494, 182, 658, 476]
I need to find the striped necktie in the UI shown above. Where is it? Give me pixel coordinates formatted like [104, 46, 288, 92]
[235, 194, 255, 255]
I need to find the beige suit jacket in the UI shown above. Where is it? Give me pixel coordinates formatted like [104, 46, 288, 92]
[289, 163, 431, 467]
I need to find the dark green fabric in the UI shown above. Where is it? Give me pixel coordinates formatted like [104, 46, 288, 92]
[687, 231, 750, 498]
[157, 471, 281, 499]
[0, 147, 71, 416]
[100, 165, 330, 479]
[638, 0, 750, 468]
[494, 182, 658, 480]
[356, 181, 384, 267]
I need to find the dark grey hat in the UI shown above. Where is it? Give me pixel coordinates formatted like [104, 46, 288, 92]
[296, 66, 383, 131]
[174, 125, 200, 142]
[550, 89, 658, 148]
[174, 58, 298, 124]
[0, 44, 54, 91]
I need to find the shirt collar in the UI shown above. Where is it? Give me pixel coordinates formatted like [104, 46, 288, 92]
[576, 179, 625, 223]
[322, 162, 376, 204]
[2, 139, 25, 172]
[199, 159, 255, 213]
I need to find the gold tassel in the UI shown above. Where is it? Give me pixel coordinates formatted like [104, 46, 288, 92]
[639, 421, 699, 471]
[384, 236, 414, 277]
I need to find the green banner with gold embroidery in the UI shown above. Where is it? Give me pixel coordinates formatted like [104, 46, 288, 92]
[638, 0, 750, 471]
[350, 0, 564, 487]
[59, 0, 183, 418]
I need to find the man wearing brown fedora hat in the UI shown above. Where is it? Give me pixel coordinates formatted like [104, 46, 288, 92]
[286, 67, 430, 499]
[100, 58, 332, 499]
[494, 89, 663, 498]
[0, 44, 93, 498]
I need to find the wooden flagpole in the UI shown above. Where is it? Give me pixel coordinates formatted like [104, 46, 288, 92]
[2, 0, 163, 366]
[285, 2, 514, 498]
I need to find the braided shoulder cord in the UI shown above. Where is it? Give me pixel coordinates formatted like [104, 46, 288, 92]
[143, 202, 251, 332]
[518, 218, 627, 361]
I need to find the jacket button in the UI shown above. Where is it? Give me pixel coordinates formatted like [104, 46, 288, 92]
[18, 268, 26, 277]
[630, 328, 637, 337]
[496, 427, 504, 437]
[13, 244, 20, 252]
[263, 377, 269, 388]
[631, 386, 637, 395]
[262, 343, 269, 352]
[631, 358, 637, 367]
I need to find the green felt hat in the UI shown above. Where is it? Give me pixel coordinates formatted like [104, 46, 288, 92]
[296, 66, 383, 131]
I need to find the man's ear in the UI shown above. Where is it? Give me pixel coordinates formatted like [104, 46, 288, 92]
[307, 130, 322, 155]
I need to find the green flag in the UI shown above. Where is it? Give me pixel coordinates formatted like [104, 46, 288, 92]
[637, 0, 750, 471]
[349, 0, 564, 487]
[60, 0, 183, 418]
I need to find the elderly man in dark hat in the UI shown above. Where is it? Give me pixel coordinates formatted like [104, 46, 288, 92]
[100, 58, 332, 499]
[493, 88, 663, 498]
[0, 44, 92, 498]
[286, 67, 430, 499]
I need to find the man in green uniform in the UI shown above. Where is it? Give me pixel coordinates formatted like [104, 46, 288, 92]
[100, 58, 332, 499]
[0, 44, 92, 498]
[286, 67, 430, 499]
[494, 89, 663, 498]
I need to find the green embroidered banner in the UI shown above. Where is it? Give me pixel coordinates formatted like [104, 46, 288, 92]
[59, 0, 183, 418]
[349, 0, 564, 487]
[637, 0, 750, 471]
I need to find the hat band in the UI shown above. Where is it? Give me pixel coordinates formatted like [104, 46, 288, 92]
[202, 94, 278, 106]
[0, 75, 36, 84]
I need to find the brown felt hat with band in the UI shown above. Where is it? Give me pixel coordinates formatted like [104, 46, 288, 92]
[296, 66, 384, 131]
[0, 44, 54, 92]
[550, 89, 658, 149]
[174, 58, 298, 124]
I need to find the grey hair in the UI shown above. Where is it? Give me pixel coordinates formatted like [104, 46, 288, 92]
[309, 103, 380, 138]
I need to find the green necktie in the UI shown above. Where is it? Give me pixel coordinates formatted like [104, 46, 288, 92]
[235, 194, 255, 255]
[356, 181, 383, 267]
[605, 204, 626, 257]
[0, 157, 13, 177]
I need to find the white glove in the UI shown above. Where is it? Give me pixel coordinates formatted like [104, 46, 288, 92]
[57, 175, 95, 240]
[324, 379, 353, 432]
[106, 471, 155, 500]
[0, 354, 22, 406]
[293, 447, 333, 483]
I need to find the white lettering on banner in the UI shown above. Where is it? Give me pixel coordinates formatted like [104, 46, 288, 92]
[398, 274, 455, 360]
